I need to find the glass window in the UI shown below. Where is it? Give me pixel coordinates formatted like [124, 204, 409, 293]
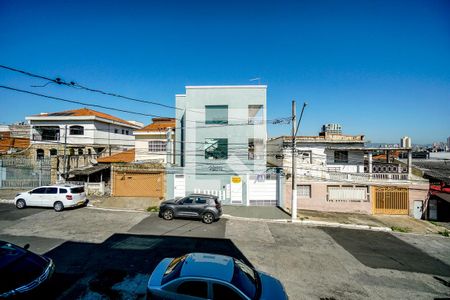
[78, 149, 83, 155]
[334, 151, 349, 163]
[114, 129, 118, 134]
[148, 141, 167, 152]
[45, 187, 58, 194]
[176, 281, 208, 298]
[126, 130, 129, 135]
[248, 105, 263, 124]
[122, 129, 125, 134]
[205, 105, 228, 124]
[49, 149, 58, 156]
[31, 188, 46, 194]
[248, 138, 264, 160]
[59, 188, 67, 194]
[297, 185, 311, 198]
[161, 255, 187, 285]
[70, 187, 84, 194]
[183, 198, 194, 204]
[213, 283, 244, 300]
[231, 259, 257, 299]
[205, 138, 228, 160]
[195, 198, 207, 204]
[69, 125, 84, 135]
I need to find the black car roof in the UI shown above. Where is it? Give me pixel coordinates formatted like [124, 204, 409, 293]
[188, 193, 218, 198]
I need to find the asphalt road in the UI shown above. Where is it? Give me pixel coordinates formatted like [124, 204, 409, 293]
[1, 203, 449, 299]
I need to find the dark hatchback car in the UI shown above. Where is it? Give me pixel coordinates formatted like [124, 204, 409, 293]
[159, 194, 222, 224]
[0, 241, 55, 298]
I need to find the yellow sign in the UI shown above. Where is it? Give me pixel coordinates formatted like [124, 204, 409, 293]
[231, 176, 241, 184]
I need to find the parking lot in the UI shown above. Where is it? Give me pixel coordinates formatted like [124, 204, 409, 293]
[1, 203, 450, 299]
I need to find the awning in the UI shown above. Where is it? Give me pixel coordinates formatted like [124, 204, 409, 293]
[68, 164, 110, 176]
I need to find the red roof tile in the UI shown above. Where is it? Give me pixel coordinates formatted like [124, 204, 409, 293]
[97, 149, 135, 163]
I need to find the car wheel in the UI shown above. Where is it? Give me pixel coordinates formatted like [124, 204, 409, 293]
[202, 212, 214, 224]
[16, 199, 26, 209]
[163, 209, 174, 220]
[53, 201, 64, 212]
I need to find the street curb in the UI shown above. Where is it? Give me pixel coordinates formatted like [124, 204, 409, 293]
[0, 199, 14, 204]
[222, 214, 393, 232]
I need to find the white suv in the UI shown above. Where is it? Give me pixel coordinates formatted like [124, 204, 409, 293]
[15, 185, 88, 212]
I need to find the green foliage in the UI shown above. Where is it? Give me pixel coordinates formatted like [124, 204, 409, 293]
[146, 206, 159, 213]
[391, 226, 411, 233]
[438, 229, 449, 237]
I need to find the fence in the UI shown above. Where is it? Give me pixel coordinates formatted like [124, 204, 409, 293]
[0, 157, 52, 188]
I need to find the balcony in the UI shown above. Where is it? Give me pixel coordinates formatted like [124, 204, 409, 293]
[32, 134, 60, 141]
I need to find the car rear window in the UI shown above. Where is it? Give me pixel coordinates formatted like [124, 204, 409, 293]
[161, 255, 187, 285]
[70, 187, 84, 194]
[231, 259, 257, 299]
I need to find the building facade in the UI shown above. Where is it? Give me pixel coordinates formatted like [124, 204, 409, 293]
[268, 129, 428, 217]
[133, 118, 176, 164]
[167, 85, 272, 205]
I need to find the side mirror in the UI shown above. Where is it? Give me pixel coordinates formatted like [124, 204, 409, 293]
[24, 244, 30, 250]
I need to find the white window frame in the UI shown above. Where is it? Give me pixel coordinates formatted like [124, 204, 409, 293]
[148, 140, 167, 152]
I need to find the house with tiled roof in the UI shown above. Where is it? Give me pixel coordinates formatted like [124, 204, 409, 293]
[133, 117, 175, 163]
[25, 108, 142, 159]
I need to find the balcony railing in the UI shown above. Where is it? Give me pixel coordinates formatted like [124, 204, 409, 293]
[328, 172, 409, 182]
[32, 134, 60, 141]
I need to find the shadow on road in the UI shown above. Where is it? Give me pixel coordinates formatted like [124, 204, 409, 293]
[323, 227, 450, 277]
[32, 233, 250, 299]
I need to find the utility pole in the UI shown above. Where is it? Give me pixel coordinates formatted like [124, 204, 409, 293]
[62, 125, 68, 181]
[291, 100, 297, 221]
[291, 101, 308, 222]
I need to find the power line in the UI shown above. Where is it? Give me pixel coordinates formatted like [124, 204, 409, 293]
[0, 85, 291, 128]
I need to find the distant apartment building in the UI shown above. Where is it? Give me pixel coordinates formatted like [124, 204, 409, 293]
[321, 123, 342, 135]
[167, 85, 272, 205]
[268, 126, 428, 217]
[448, 136, 450, 151]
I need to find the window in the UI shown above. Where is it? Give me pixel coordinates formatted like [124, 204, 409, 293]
[248, 105, 263, 124]
[49, 149, 58, 156]
[78, 149, 83, 155]
[231, 259, 257, 299]
[88, 149, 92, 155]
[182, 197, 194, 204]
[45, 187, 58, 194]
[69, 125, 84, 135]
[195, 198, 207, 204]
[122, 129, 125, 134]
[36, 149, 44, 160]
[213, 283, 244, 300]
[59, 188, 67, 194]
[334, 151, 349, 163]
[31, 188, 46, 194]
[126, 130, 129, 135]
[205, 105, 228, 124]
[248, 138, 264, 160]
[161, 255, 187, 285]
[297, 185, 311, 198]
[70, 187, 84, 194]
[176, 281, 207, 298]
[114, 129, 118, 134]
[148, 141, 167, 152]
[297, 151, 312, 164]
[205, 138, 228, 160]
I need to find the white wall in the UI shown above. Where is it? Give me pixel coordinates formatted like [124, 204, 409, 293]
[135, 133, 174, 163]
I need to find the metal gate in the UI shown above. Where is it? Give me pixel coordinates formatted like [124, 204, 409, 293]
[247, 174, 277, 206]
[0, 157, 51, 188]
[113, 171, 164, 197]
[373, 186, 409, 215]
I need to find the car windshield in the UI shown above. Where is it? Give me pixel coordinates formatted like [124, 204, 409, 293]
[70, 187, 84, 194]
[161, 254, 187, 285]
[231, 259, 258, 299]
[0, 242, 47, 294]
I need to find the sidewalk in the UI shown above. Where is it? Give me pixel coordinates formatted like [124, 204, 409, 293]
[223, 205, 290, 220]
[298, 209, 447, 234]
[88, 195, 162, 211]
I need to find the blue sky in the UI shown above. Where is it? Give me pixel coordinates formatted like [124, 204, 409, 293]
[0, 0, 449, 144]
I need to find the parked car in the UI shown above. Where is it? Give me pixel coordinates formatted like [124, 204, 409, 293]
[14, 184, 88, 212]
[147, 252, 288, 300]
[158, 194, 222, 224]
[0, 241, 55, 298]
